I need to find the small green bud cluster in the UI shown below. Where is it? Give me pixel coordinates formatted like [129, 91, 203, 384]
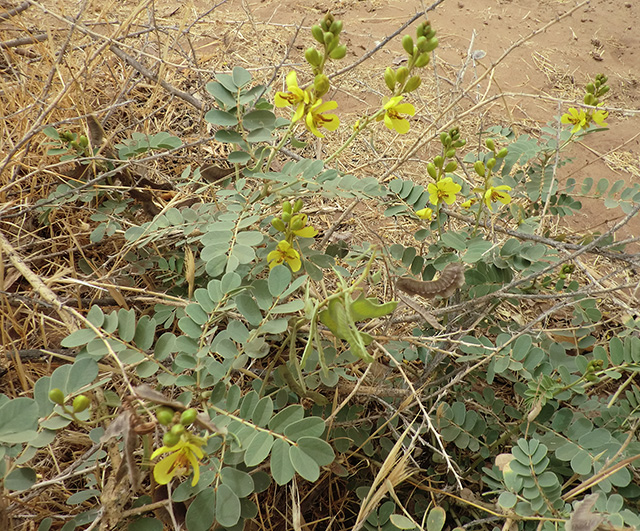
[584, 359, 603, 382]
[156, 406, 198, 447]
[385, 21, 438, 95]
[427, 128, 466, 179]
[474, 138, 508, 180]
[271, 199, 305, 233]
[48, 388, 91, 414]
[307, 13, 346, 77]
[584, 73, 609, 106]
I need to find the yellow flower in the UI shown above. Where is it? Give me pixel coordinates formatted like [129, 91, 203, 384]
[290, 214, 318, 238]
[427, 177, 462, 205]
[461, 198, 477, 208]
[275, 71, 310, 123]
[483, 185, 512, 211]
[151, 436, 205, 487]
[377, 96, 415, 134]
[561, 108, 587, 133]
[305, 100, 340, 138]
[415, 207, 433, 220]
[590, 107, 608, 127]
[268, 240, 301, 272]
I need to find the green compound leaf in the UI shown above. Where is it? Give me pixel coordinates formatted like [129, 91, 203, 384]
[297, 436, 335, 466]
[215, 483, 241, 528]
[289, 444, 320, 482]
[61, 328, 97, 348]
[283, 417, 326, 441]
[268, 265, 292, 297]
[186, 488, 216, 531]
[204, 109, 238, 127]
[244, 432, 274, 467]
[4, 467, 37, 491]
[220, 467, 254, 498]
[270, 438, 295, 486]
[118, 308, 137, 342]
[268, 404, 304, 432]
[235, 294, 262, 327]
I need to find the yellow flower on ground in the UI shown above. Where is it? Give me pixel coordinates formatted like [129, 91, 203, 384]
[590, 107, 608, 127]
[151, 436, 205, 487]
[274, 71, 310, 123]
[268, 240, 302, 272]
[427, 177, 462, 205]
[290, 214, 318, 238]
[377, 96, 415, 134]
[561, 108, 587, 133]
[483, 185, 512, 211]
[305, 100, 340, 138]
[461, 198, 477, 208]
[415, 207, 433, 220]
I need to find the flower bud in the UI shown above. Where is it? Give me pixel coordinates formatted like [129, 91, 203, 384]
[444, 161, 458, 173]
[424, 37, 439, 52]
[433, 155, 444, 168]
[485, 138, 495, 151]
[487, 158, 497, 170]
[305, 47, 321, 67]
[454, 139, 467, 148]
[282, 201, 292, 214]
[314, 74, 330, 97]
[403, 76, 421, 93]
[384, 67, 396, 91]
[585, 83, 595, 94]
[427, 163, 437, 179]
[395, 67, 409, 85]
[171, 423, 185, 436]
[291, 216, 305, 231]
[79, 135, 89, 148]
[584, 93, 596, 106]
[402, 35, 414, 55]
[445, 148, 456, 158]
[329, 44, 347, 60]
[323, 31, 334, 46]
[416, 36, 429, 53]
[449, 127, 460, 140]
[271, 217, 286, 232]
[49, 388, 65, 405]
[329, 20, 343, 36]
[600, 85, 610, 95]
[322, 13, 334, 29]
[414, 52, 431, 68]
[72, 395, 90, 413]
[156, 407, 175, 426]
[496, 148, 508, 158]
[163, 431, 181, 447]
[180, 408, 198, 426]
[311, 25, 325, 43]
[440, 132, 449, 146]
[474, 160, 485, 177]
[281, 211, 291, 223]
[293, 199, 304, 213]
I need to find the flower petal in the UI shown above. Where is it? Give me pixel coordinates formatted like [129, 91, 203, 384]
[153, 452, 181, 485]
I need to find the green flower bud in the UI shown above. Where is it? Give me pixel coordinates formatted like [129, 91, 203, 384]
[433, 155, 444, 168]
[454, 139, 466, 148]
[305, 47, 321, 67]
[585, 83, 595, 94]
[440, 132, 449, 146]
[496, 148, 508, 158]
[311, 25, 325, 43]
[323, 31, 334, 46]
[396, 67, 409, 85]
[314, 74, 330, 97]
[449, 127, 460, 140]
[424, 37, 439, 53]
[445, 148, 456, 158]
[600, 85, 610, 95]
[281, 211, 291, 223]
[282, 201, 292, 214]
[585, 373, 598, 382]
[444, 161, 458, 173]
[293, 199, 304, 213]
[485, 138, 495, 151]
[170, 423, 185, 436]
[72, 395, 90, 413]
[584, 93, 596, 106]
[329, 44, 347, 60]
[49, 388, 65, 405]
[384, 67, 396, 91]
[416, 36, 429, 53]
[271, 217, 286, 232]
[427, 163, 437, 179]
[417, 21, 434, 39]
[403, 76, 421, 93]
[156, 407, 175, 426]
[402, 35, 414, 55]
[78, 135, 89, 148]
[414, 52, 431, 68]
[291, 216, 305, 231]
[329, 20, 343, 36]
[487, 158, 497, 170]
[474, 160, 485, 177]
[322, 13, 334, 30]
[163, 431, 181, 447]
[180, 408, 198, 426]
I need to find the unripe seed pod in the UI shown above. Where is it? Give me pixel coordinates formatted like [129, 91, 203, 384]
[282, 201, 292, 214]
[433, 155, 444, 168]
[414, 52, 431, 68]
[384, 67, 396, 91]
[49, 388, 65, 405]
[271, 217, 286, 232]
[72, 395, 90, 413]
[329, 44, 347, 60]
[305, 47, 321, 67]
[171, 423, 185, 436]
[329, 20, 343, 35]
[485, 138, 495, 151]
[281, 211, 291, 223]
[180, 408, 198, 426]
[474, 161, 486, 177]
[156, 407, 175, 426]
[496, 148, 509, 158]
[293, 199, 304, 213]
[311, 25, 325, 43]
[163, 431, 181, 447]
[487, 158, 497, 170]
[427, 163, 437, 179]
[444, 161, 458, 173]
[395, 67, 409, 85]
[403, 76, 421, 93]
[445, 148, 457, 158]
[402, 35, 414, 55]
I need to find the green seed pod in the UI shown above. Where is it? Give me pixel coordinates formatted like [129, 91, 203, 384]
[156, 407, 175, 426]
[384, 67, 396, 91]
[281, 211, 291, 223]
[48, 388, 65, 405]
[311, 25, 325, 43]
[496, 148, 508, 158]
[486, 158, 497, 170]
[445, 148, 456, 158]
[402, 35, 414, 55]
[414, 52, 431, 68]
[170, 423, 185, 436]
[305, 47, 321, 67]
[424, 37, 439, 52]
[163, 431, 181, 448]
[72, 395, 90, 413]
[585, 82, 595, 94]
[271, 217, 286, 232]
[329, 20, 343, 36]
[474, 160, 486, 177]
[485, 138, 495, 151]
[282, 201, 292, 214]
[433, 155, 444, 168]
[293, 199, 304, 213]
[329, 44, 347, 60]
[444, 161, 458, 173]
[427, 163, 437, 179]
[314, 74, 330, 97]
[403, 76, 421, 93]
[395, 67, 409, 85]
[180, 408, 198, 426]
